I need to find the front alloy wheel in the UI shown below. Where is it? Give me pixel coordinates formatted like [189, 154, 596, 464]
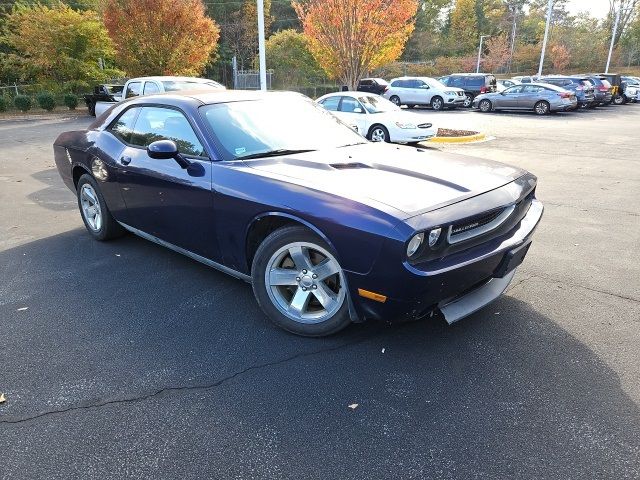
[368, 125, 389, 142]
[479, 99, 492, 112]
[252, 226, 350, 336]
[463, 94, 473, 108]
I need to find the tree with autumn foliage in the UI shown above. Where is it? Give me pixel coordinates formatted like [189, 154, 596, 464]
[549, 43, 571, 71]
[482, 34, 511, 71]
[102, 0, 220, 77]
[1, 3, 120, 90]
[293, 0, 418, 90]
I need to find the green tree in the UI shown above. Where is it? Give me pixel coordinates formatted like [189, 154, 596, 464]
[1, 3, 121, 91]
[266, 29, 324, 87]
[450, 0, 480, 54]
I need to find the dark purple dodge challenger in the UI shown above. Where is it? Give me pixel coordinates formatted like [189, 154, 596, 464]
[54, 91, 543, 336]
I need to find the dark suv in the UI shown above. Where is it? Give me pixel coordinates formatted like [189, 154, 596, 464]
[579, 76, 613, 105]
[439, 73, 497, 107]
[356, 78, 389, 95]
[540, 76, 596, 108]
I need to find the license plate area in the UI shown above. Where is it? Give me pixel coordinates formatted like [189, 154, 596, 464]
[494, 241, 531, 278]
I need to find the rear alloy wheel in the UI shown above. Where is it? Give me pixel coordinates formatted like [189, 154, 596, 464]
[463, 93, 474, 108]
[368, 125, 390, 143]
[534, 100, 550, 115]
[251, 226, 350, 337]
[389, 95, 401, 106]
[613, 95, 625, 105]
[479, 99, 492, 113]
[76, 173, 124, 241]
[430, 96, 444, 111]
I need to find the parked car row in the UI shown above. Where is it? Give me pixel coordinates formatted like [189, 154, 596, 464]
[353, 71, 639, 117]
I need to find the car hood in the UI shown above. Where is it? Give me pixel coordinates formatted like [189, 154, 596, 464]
[241, 143, 525, 220]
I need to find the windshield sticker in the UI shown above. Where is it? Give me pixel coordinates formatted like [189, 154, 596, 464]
[235, 147, 246, 155]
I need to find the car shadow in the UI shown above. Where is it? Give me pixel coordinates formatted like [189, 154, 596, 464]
[27, 168, 76, 211]
[1, 229, 639, 476]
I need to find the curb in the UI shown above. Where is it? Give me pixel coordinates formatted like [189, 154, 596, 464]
[430, 132, 487, 144]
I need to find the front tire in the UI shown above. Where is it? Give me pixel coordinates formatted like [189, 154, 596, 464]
[76, 174, 124, 240]
[463, 93, 473, 108]
[479, 99, 492, 113]
[367, 124, 390, 143]
[430, 96, 444, 111]
[251, 226, 351, 337]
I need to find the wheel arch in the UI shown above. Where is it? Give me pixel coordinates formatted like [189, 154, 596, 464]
[72, 164, 92, 190]
[245, 212, 338, 271]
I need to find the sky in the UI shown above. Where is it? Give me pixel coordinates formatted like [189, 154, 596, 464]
[565, 0, 611, 19]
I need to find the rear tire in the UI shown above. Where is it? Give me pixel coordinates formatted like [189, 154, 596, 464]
[430, 96, 444, 111]
[251, 226, 351, 337]
[389, 95, 401, 106]
[613, 95, 625, 105]
[76, 174, 124, 241]
[534, 100, 550, 115]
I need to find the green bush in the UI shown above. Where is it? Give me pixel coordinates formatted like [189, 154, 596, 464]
[14, 94, 32, 112]
[36, 91, 56, 111]
[63, 93, 78, 110]
[0, 96, 7, 112]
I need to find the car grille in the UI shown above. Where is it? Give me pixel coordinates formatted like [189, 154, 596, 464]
[418, 123, 433, 129]
[448, 205, 516, 244]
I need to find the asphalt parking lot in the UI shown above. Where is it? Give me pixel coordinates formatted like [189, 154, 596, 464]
[1, 105, 639, 479]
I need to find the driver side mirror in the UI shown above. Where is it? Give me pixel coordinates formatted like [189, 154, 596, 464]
[147, 140, 190, 168]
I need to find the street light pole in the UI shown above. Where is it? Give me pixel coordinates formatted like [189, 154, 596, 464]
[605, 6, 623, 73]
[537, 0, 553, 77]
[476, 35, 490, 74]
[257, 0, 267, 91]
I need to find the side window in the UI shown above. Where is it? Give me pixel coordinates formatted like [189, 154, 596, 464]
[505, 86, 524, 94]
[523, 85, 543, 93]
[125, 82, 141, 98]
[360, 80, 372, 86]
[465, 77, 483, 88]
[130, 107, 205, 157]
[320, 96, 340, 111]
[450, 77, 466, 88]
[339, 97, 364, 113]
[108, 107, 139, 144]
[143, 82, 160, 95]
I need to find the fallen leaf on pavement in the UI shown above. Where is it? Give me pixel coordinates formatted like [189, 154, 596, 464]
[381, 348, 385, 354]
[17, 307, 28, 312]
[348, 403, 359, 410]
[0, 393, 6, 404]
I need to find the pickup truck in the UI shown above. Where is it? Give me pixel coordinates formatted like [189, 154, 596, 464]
[88, 76, 225, 117]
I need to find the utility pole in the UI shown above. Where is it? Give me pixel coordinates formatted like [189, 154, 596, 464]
[537, 0, 553, 77]
[257, 0, 267, 91]
[606, 6, 625, 73]
[476, 35, 490, 74]
[508, 5, 518, 73]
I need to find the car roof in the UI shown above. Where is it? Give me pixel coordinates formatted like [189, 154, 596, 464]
[129, 76, 218, 83]
[126, 90, 309, 106]
[447, 73, 494, 76]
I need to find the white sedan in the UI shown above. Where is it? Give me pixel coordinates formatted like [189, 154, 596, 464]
[316, 92, 437, 144]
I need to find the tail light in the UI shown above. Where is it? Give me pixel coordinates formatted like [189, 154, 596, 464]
[384, 86, 389, 92]
[480, 86, 487, 93]
[598, 86, 608, 92]
[559, 92, 571, 98]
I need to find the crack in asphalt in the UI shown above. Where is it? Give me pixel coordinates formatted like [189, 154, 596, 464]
[507, 271, 640, 304]
[0, 333, 379, 425]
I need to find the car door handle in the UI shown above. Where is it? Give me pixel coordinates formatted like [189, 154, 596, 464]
[120, 155, 132, 165]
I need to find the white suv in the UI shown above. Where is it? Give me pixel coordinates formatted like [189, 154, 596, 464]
[383, 77, 466, 111]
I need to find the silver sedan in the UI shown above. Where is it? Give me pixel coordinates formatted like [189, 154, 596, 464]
[473, 83, 577, 115]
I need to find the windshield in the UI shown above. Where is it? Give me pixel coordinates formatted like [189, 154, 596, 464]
[425, 78, 447, 89]
[200, 96, 366, 160]
[162, 80, 222, 91]
[358, 95, 399, 114]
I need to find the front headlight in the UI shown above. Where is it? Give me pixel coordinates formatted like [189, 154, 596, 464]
[428, 228, 441, 247]
[395, 121, 417, 129]
[406, 233, 424, 257]
[444, 90, 457, 95]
